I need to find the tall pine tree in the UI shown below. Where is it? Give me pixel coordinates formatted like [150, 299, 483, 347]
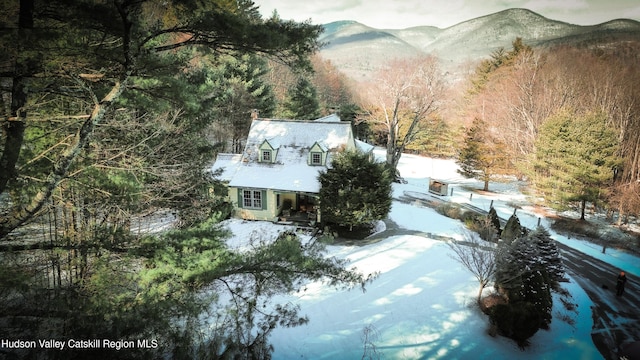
[457, 118, 510, 191]
[0, 0, 324, 238]
[203, 53, 277, 153]
[532, 109, 621, 219]
[282, 76, 321, 119]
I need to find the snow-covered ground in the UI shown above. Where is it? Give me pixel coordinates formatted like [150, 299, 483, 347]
[219, 150, 637, 359]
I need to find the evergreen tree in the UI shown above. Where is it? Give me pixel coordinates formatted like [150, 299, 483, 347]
[528, 226, 565, 286]
[469, 37, 532, 94]
[505, 236, 552, 326]
[282, 76, 321, 119]
[494, 238, 524, 293]
[532, 109, 621, 219]
[0, 0, 324, 238]
[500, 212, 526, 244]
[488, 206, 502, 237]
[318, 151, 392, 231]
[0, 1, 354, 357]
[456, 118, 510, 191]
[75, 218, 367, 358]
[470, 213, 500, 243]
[492, 233, 553, 347]
[490, 302, 543, 349]
[406, 117, 460, 158]
[203, 53, 277, 152]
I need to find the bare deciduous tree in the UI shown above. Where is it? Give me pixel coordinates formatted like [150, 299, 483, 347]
[467, 48, 553, 176]
[361, 323, 381, 360]
[360, 56, 445, 173]
[448, 223, 497, 306]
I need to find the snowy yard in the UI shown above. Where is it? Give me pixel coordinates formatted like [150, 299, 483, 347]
[219, 150, 636, 359]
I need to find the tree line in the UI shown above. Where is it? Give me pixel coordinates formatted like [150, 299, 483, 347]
[454, 38, 640, 222]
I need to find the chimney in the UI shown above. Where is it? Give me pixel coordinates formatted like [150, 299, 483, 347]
[250, 109, 259, 120]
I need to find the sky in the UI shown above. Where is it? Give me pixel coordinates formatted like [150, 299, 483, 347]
[255, 0, 640, 29]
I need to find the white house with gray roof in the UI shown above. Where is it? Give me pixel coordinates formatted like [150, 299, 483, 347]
[212, 114, 370, 223]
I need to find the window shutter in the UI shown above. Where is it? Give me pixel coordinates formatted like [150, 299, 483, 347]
[237, 189, 243, 208]
[261, 190, 267, 210]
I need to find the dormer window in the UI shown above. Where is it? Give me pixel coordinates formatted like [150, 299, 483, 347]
[258, 139, 278, 163]
[261, 150, 272, 162]
[308, 142, 327, 166]
[311, 152, 322, 165]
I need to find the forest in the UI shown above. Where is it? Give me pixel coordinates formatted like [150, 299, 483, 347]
[1, 0, 639, 359]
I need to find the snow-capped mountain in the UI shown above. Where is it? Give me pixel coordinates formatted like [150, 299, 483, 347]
[319, 8, 640, 80]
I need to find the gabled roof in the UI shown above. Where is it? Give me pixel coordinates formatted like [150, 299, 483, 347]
[242, 118, 352, 161]
[212, 115, 356, 193]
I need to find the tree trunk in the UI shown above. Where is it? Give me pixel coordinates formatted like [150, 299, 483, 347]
[0, 80, 127, 239]
[386, 119, 396, 168]
[0, 112, 25, 193]
[0, 0, 33, 194]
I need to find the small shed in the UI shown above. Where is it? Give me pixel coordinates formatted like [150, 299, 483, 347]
[428, 178, 450, 196]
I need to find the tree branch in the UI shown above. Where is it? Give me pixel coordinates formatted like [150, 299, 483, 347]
[0, 79, 128, 240]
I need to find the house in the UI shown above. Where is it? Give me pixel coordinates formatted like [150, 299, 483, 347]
[211, 114, 372, 224]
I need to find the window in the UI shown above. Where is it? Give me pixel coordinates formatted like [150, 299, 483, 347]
[243, 190, 262, 209]
[261, 150, 271, 162]
[311, 152, 322, 165]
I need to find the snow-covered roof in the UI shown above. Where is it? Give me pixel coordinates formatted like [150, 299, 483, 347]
[210, 153, 242, 182]
[356, 139, 375, 153]
[314, 113, 341, 122]
[212, 115, 356, 193]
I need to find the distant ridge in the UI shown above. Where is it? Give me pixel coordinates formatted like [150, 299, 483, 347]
[319, 8, 640, 80]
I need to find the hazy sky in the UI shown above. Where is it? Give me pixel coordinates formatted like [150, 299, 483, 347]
[255, 0, 640, 29]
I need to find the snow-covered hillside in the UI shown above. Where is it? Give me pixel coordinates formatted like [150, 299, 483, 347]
[219, 150, 639, 359]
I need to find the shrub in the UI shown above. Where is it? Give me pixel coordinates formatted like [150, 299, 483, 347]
[467, 215, 500, 242]
[460, 209, 479, 224]
[489, 302, 542, 349]
[436, 203, 462, 219]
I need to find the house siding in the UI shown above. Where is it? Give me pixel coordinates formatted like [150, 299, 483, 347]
[230, 187, 279, 221]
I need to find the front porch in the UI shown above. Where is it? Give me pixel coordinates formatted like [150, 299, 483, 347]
[277, 192, 319, 227]
[277, 209, 318, 228]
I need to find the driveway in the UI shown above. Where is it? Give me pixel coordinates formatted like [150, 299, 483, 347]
[557, 242, 639, 360]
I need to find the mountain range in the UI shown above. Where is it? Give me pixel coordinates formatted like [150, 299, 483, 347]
[318, 8, 640, 80]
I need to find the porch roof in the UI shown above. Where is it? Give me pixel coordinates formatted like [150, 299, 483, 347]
[210, 153, 242, 182]
[227, 161, 322, 193]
